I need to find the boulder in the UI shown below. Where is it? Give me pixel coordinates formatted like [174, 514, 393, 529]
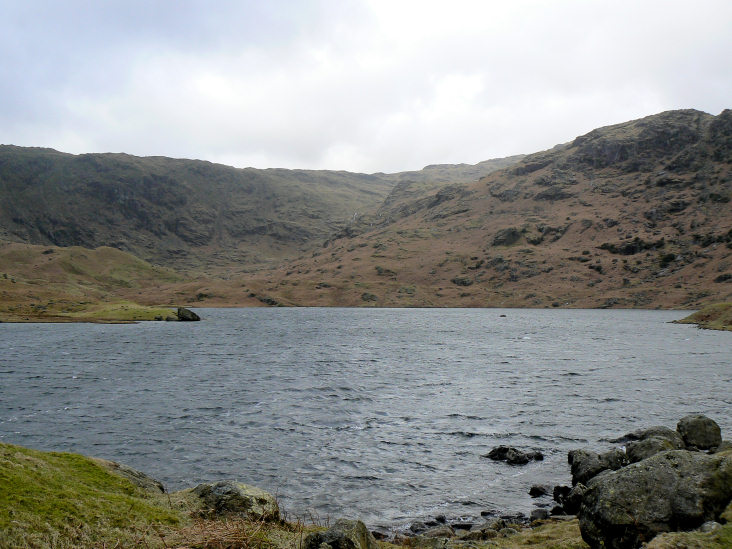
[626, 435, 684, 463]
[191, 480, 280, 521]
[303, 519, 379, 549]
[529, 484, 550, 497]
[568, 449, 605, 485]
[177, 307, 201, 321]
[530, 508, 550, 521]
[485, 445, 542, 465]
[579, 450, 732, 549]
[563, 484, 587, 515]
[677, 414, 722, 449]
[610, 425, 685, 446]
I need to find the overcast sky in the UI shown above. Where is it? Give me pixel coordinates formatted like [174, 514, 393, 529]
[1, 1, 731, 173]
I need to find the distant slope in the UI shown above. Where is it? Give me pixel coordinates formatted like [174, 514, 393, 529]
[0, 147, 520, 273]
[0, 241, 182, 321]
[241, 109, 732, 309]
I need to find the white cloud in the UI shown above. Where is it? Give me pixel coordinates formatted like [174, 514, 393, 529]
[0, 0, 730, 172]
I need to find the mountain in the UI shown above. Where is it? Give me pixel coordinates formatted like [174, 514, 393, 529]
[235, 109, 731, 309]
[0, 109, 730, 314]
[0, 147, 517, 273]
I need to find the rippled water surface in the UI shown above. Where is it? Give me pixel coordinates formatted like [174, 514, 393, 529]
[1, 308, 730, 528]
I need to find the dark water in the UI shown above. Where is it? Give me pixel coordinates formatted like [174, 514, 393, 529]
[1, 308, 730, 528]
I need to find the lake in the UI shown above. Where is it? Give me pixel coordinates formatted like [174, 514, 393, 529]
[0, 308, 730, 529]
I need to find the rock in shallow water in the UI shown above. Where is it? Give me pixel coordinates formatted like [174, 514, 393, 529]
[484, 445, 543, 465]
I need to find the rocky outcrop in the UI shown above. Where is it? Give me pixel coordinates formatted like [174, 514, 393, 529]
[303, 519, 378, 549]
[564, 415, 731, 548]
[176, 307, 201, 321]
[191, 480, 280, 521]
[579, 450, 732, 549]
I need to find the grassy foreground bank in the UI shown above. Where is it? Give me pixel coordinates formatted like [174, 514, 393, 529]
[1, 442, 730, 549]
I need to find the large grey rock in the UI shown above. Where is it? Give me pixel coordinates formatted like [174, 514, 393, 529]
[177, 307, 201, 321]
[569, 449, 605, 485]
[579, 450, 732, 549]
[626, 435, 685, 463]
[303, 519, 378, 549]
[610, 425, 685, 446]
[191, 480, 280, 521]
[677, 414, 722, 449]
[485, 445, 542, 465]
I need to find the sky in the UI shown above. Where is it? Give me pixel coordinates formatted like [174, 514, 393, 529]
[1, 0, 731, 173]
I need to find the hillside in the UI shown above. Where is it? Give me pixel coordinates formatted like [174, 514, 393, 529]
[0, 147, 516, 273]
[229, 109, 732, 309]
[1, 109, 730, 314]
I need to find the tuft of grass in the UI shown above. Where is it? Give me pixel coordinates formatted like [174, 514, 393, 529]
[0, 442, 184, 548]
[490, 519, 589, 549]
[674, 302, 732, 331]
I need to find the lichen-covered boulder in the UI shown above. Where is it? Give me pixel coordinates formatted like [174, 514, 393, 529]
[568, 449, 624, 485]
[579, 450, 732, 549]
[611, 425, 685, 447]
[626, 435, 685, 463]
[303, 519, 378, 549]
[191, 480, 280, 521]
[677, 414, 722, 449]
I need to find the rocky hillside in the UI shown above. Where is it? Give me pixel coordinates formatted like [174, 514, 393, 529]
[236, 109, 732, 309]
[0, 147, 516, 273]
[1, 109, 730, 311]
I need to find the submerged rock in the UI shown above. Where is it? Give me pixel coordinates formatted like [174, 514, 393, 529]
[191, 480, 279, 521]
[303, 519, 378, 549]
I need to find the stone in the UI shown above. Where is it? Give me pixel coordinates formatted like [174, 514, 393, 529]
[191, 480, 280, 521]
[563, 484, 587, 515]
[422, 525, 455, 538]
[610, 425, 684, 446]
[626, 435, 685, 463]
[579, 450, 732, 549]
[530, 508, 550, 521]
[177, 307, 201, 321]
[698, 521, 721, 533]
[484, 445, 542, 465]
[599, 448, 629, 470]
[677, 414, 722, 449]
[568, 449, 605, 485]
[529, 484, 550, 498]
[303, 519, 378, 549]
[553, 485, 571, 504]
[410, 521, 428, 533]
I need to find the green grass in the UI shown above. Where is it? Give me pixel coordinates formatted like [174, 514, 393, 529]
[674, 302, 732, 331]
[65, 301, 176, 322]
[0, 442, 184, 548]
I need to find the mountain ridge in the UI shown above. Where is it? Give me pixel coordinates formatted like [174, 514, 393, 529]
[1, 108, 730, 314]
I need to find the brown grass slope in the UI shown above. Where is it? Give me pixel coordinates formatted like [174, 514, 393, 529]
[238, 109, 732, 309]
[0, 241, 182, 321]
